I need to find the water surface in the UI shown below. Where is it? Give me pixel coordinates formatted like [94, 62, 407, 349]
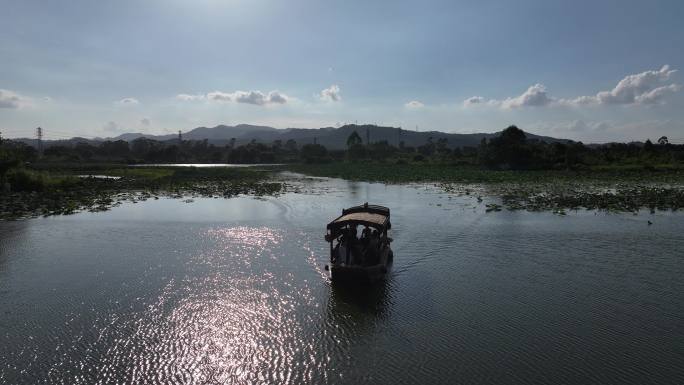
[1, 177, 683, 384]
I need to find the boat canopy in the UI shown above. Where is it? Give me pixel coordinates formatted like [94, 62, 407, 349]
[326, 203, 391, 239]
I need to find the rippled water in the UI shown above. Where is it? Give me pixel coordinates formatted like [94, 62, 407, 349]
[1, 176, 683, 384]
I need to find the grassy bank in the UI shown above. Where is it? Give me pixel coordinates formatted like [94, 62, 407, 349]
[278, 162, 684, 213]
[1, 165, 284, 220]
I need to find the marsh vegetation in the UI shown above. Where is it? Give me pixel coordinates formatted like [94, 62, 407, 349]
[0, 165, 283, 220]
[3, 126, 684, 219]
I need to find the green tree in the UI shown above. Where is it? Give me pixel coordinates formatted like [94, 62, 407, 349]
[643, 139, 654, 151]
[436, 138, 450, 155]
[285, 139, 297, 152]
[478, 125, 532, 169]
[499, 125, 526, 145]
[346, 131, 363, 148]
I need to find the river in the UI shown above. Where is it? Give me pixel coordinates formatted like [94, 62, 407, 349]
[1, 175, 683, 384]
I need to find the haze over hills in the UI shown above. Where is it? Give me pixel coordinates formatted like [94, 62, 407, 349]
[13, 124, 572, 150]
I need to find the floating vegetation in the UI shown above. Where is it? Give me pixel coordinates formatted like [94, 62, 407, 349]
[4, 163, 684, 219]
[485, 203, 502, 212]
[281, 163, 684, 214]
[451, 183, 684, 214]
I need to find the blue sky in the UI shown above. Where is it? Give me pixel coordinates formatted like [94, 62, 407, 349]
[1, 0, 683, 142]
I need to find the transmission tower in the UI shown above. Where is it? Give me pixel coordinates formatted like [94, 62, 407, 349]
[36, 127, 43, 156]
[178, 130, 182, 142]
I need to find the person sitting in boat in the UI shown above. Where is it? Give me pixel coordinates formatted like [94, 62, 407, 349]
[366, 229, 380, 265]
[344, 225, 364, 265]
[338, 226, 356, 264]
[361, 225, 371, 241]
[336, 239, 346, 264]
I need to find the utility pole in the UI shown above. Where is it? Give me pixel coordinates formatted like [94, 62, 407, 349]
[178, 130, 182, 142]
[36, 127, 43, 157]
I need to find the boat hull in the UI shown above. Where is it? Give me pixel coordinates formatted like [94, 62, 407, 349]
[330, 248, 393, 284]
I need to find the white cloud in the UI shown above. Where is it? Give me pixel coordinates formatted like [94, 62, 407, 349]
[594, 65, 678, 105]
[562, 66, 681, 106]
[118, 97, 139, 105]
[267, 91, 288, 104]
[463, 84, 553, 109]
[178, 90, 289, 105]
[232, 90, 289, 105]
[176, 93, 205, 101]
[103, 121, 121, 133]
[501, 84, 553, 108]
[405, 100, 424, 108]
[206, 91, 233, 102]
[0, 89, 27, 109]
[464, 65, 680, 109]
[140, 118, 151, 126]
[560, 65, 680, 106]
[463, 96, 485, 107]
[634, 84, 681, 105]
[320, 84, 341, 102]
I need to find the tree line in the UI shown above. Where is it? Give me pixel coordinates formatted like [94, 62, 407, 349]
[2, 126, 684, 173]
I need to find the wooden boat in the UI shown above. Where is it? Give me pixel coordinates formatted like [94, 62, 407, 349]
[325, 203, 393, 283]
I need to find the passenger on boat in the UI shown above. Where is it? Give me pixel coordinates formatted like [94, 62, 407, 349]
[361, 226, 371, 242]
[366, 229, 380, 265]
[338, 226, 356, 264]
[337, 241, 346, 264]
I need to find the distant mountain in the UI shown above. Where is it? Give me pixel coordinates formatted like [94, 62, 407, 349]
[183, 124, 278, 140]
[13, 124, 573, 150]
[13, 137, 103, 148]
[107, 133, 176, 142]
[173, 124, 569, 149]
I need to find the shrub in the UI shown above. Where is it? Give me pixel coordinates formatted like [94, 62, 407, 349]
[7, 169, 79, 192]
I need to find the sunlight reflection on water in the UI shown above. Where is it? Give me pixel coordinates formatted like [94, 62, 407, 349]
[94, 226, 328, 384]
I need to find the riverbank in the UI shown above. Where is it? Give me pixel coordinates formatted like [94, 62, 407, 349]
[278, 162, 684, 183]
[0, 166, 284, 220]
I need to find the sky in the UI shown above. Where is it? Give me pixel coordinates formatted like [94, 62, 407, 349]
[1, 0, 684, 143]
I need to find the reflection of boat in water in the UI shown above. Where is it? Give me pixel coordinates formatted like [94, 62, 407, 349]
[325, 203, 393, 283]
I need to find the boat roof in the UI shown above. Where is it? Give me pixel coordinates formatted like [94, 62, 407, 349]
[326, 203, 391, 236]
